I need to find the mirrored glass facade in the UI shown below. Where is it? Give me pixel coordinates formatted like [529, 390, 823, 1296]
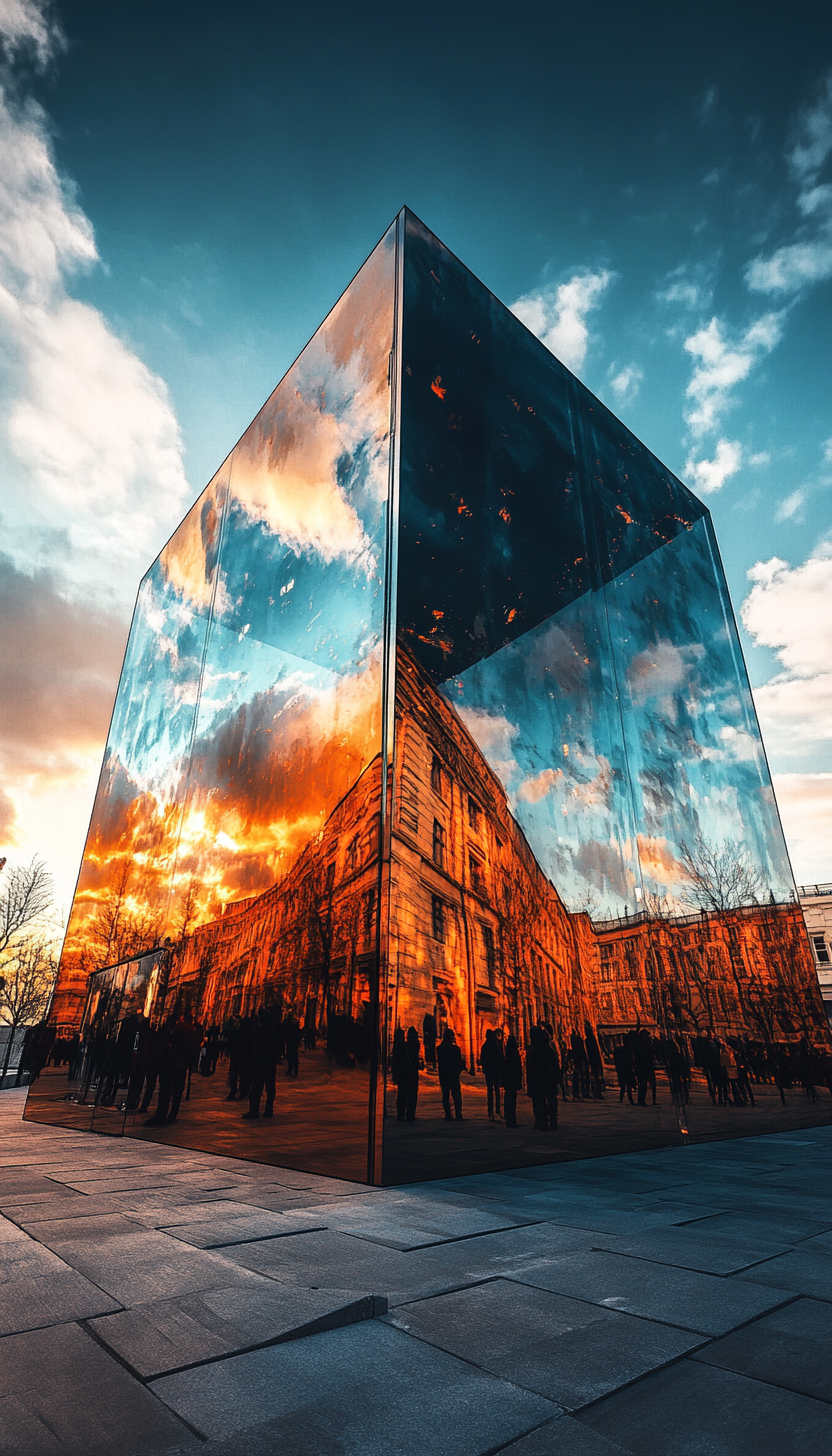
[26, 211, 830, 1182]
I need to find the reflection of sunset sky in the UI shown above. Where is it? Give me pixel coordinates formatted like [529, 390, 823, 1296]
[441, 516, 792, 916]
[58, 224, 395, 984]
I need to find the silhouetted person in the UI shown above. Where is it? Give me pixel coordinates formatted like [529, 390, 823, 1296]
[733, 1041, 755, 1107]
[527, 1024, 560, 1130]
[503, 1034, 523, 1127]
[244, 1009, 279, 1119]
[584, 1022, 605, 1099]
[480, 1029, 505, 1120]
[284, 1014, 301, 1078]
[404, 1027, 421, 1120]
[224, 1016, 244, 1100]
[437, 1028, 464, 1121]
[613, 1039, 635, 1104]
[634, 1029, 657, 1105]
[798, 1038, 818, 1102]
[570, 1032, 588, 1100]
[391, 1030, 409, 1121]
[422, 1012, 437, 1070]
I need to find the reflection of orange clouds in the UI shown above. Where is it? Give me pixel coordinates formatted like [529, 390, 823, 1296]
[54, 652, 383, 1022]
[518, 766, 564, 803]
[160, 471, 228, 612]
[227, 226, 395, 570]
[637, 833, 685, 886]
[230, 391, 374, 569]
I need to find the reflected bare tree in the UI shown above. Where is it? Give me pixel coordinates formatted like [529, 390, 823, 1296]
[679, 836, 766, 913]
[83, 860, 163, 971]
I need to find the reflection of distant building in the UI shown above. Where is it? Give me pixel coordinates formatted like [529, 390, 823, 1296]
[153, 647, 828, 1063]
[799, 883, 832, 1025]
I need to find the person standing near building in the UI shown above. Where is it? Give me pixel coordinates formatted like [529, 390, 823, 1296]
[437, 1027, 464, 1121]
[503, 1033, 523, 1127]
[391, 1029, 410, 1122]
[422, 1011, 437, 1070]
[404, 1026, 421, 1121]
[527, 1024, 559, 1130]
[480, 1028, 505, 1120]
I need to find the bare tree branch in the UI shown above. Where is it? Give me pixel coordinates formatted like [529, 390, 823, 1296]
[678, 836, 767, 913]
[0, 858, 54, 957]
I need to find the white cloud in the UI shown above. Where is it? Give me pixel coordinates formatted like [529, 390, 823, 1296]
[511, 269, 614, 374]
[748, 450, 770, 467]
[684, 438, 742, 495]
[771, 773, 832, 885]
[0, 5, 191, 607]
[741, 541, 832, 771]
[682, 313, 784, 437]
[746, 71, 832, 296]
[609, 363, 642, 402]
[774, 488, 806, 522]
[0, 0, 60, 66]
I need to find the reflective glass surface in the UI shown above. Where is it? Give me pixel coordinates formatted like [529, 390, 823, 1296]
[26, 211, 829, 1183]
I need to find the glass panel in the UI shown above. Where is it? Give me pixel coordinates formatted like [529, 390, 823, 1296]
[27, 224, 397, 1177]
[382, 209, 829, 1182]
[24, 477, 227, 1128]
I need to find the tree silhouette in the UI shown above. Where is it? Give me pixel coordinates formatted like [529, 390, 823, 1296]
[679, 836, 766, 913]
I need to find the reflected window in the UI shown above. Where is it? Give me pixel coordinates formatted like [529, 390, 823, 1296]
[468, 796, 481, 831]
[347, 836, 359, 872]
[813, 935, 830, 965]
[430, 754, 444, 796]
[432, 819, 446, 869]
[431, 895, 446, 941]
[469, 852, 485, 895]
[364, 887, 376, 938]
[482, 923, 496, 986]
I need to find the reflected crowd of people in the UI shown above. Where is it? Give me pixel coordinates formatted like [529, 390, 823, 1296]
[386, 1018, 832, 1131]
[21, 1004, 832, 1137]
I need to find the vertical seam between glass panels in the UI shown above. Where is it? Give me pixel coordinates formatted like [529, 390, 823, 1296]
[367, 210, 405, 1184]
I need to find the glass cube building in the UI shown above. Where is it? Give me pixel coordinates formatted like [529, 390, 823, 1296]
[25, 210, 830, 1182]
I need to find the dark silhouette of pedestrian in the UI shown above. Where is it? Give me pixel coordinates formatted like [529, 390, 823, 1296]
[634, 1029, 657, 1105]
[284, 1014, 301, 1077]
[527, 1024, 560, 1130]
[422, 1011, 437, 1070]
[480, 1029, 504, 1119]
[437, 1028, 464, 1120]
[503, 1033, 523, 1127]
[404, 1026, 421, 1120]
[614, 1038, 635, 1104]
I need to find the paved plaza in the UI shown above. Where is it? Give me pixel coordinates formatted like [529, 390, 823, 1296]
[1, 1087, 830, 1456]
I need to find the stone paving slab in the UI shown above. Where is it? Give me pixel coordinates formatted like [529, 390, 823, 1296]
[297, 1190, 538, 1249]
[497, 1415, 632, 1454]
[222, 1221, 600, 1307]
[151, 1319, 559, 1451]
[386, 1278, 703, 1408]
[0, 1267, 122, 1335]
[588, 1226, 791, 1274]
[733, 1247, 832, 1300]
[691, 1296, 832, 1404]
[160, 1209, 327, 1248]
[0, 1213, 30, 1244]
[678, 1207, 832, 1243]
[0, 1321, 199, 1455]
[508, 1248, 795, 1334]
[88, 1282, 386, 1378]
[577, 1357, 832, 1456]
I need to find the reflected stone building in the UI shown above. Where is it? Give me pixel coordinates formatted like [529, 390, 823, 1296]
[26, 210, 830, 1182]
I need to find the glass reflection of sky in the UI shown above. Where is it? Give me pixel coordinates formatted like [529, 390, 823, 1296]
[65, 221, 395, 958]
[441, 517, 791, 917]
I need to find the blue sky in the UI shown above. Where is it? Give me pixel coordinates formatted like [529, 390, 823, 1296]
[0, 0, 830, 913]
